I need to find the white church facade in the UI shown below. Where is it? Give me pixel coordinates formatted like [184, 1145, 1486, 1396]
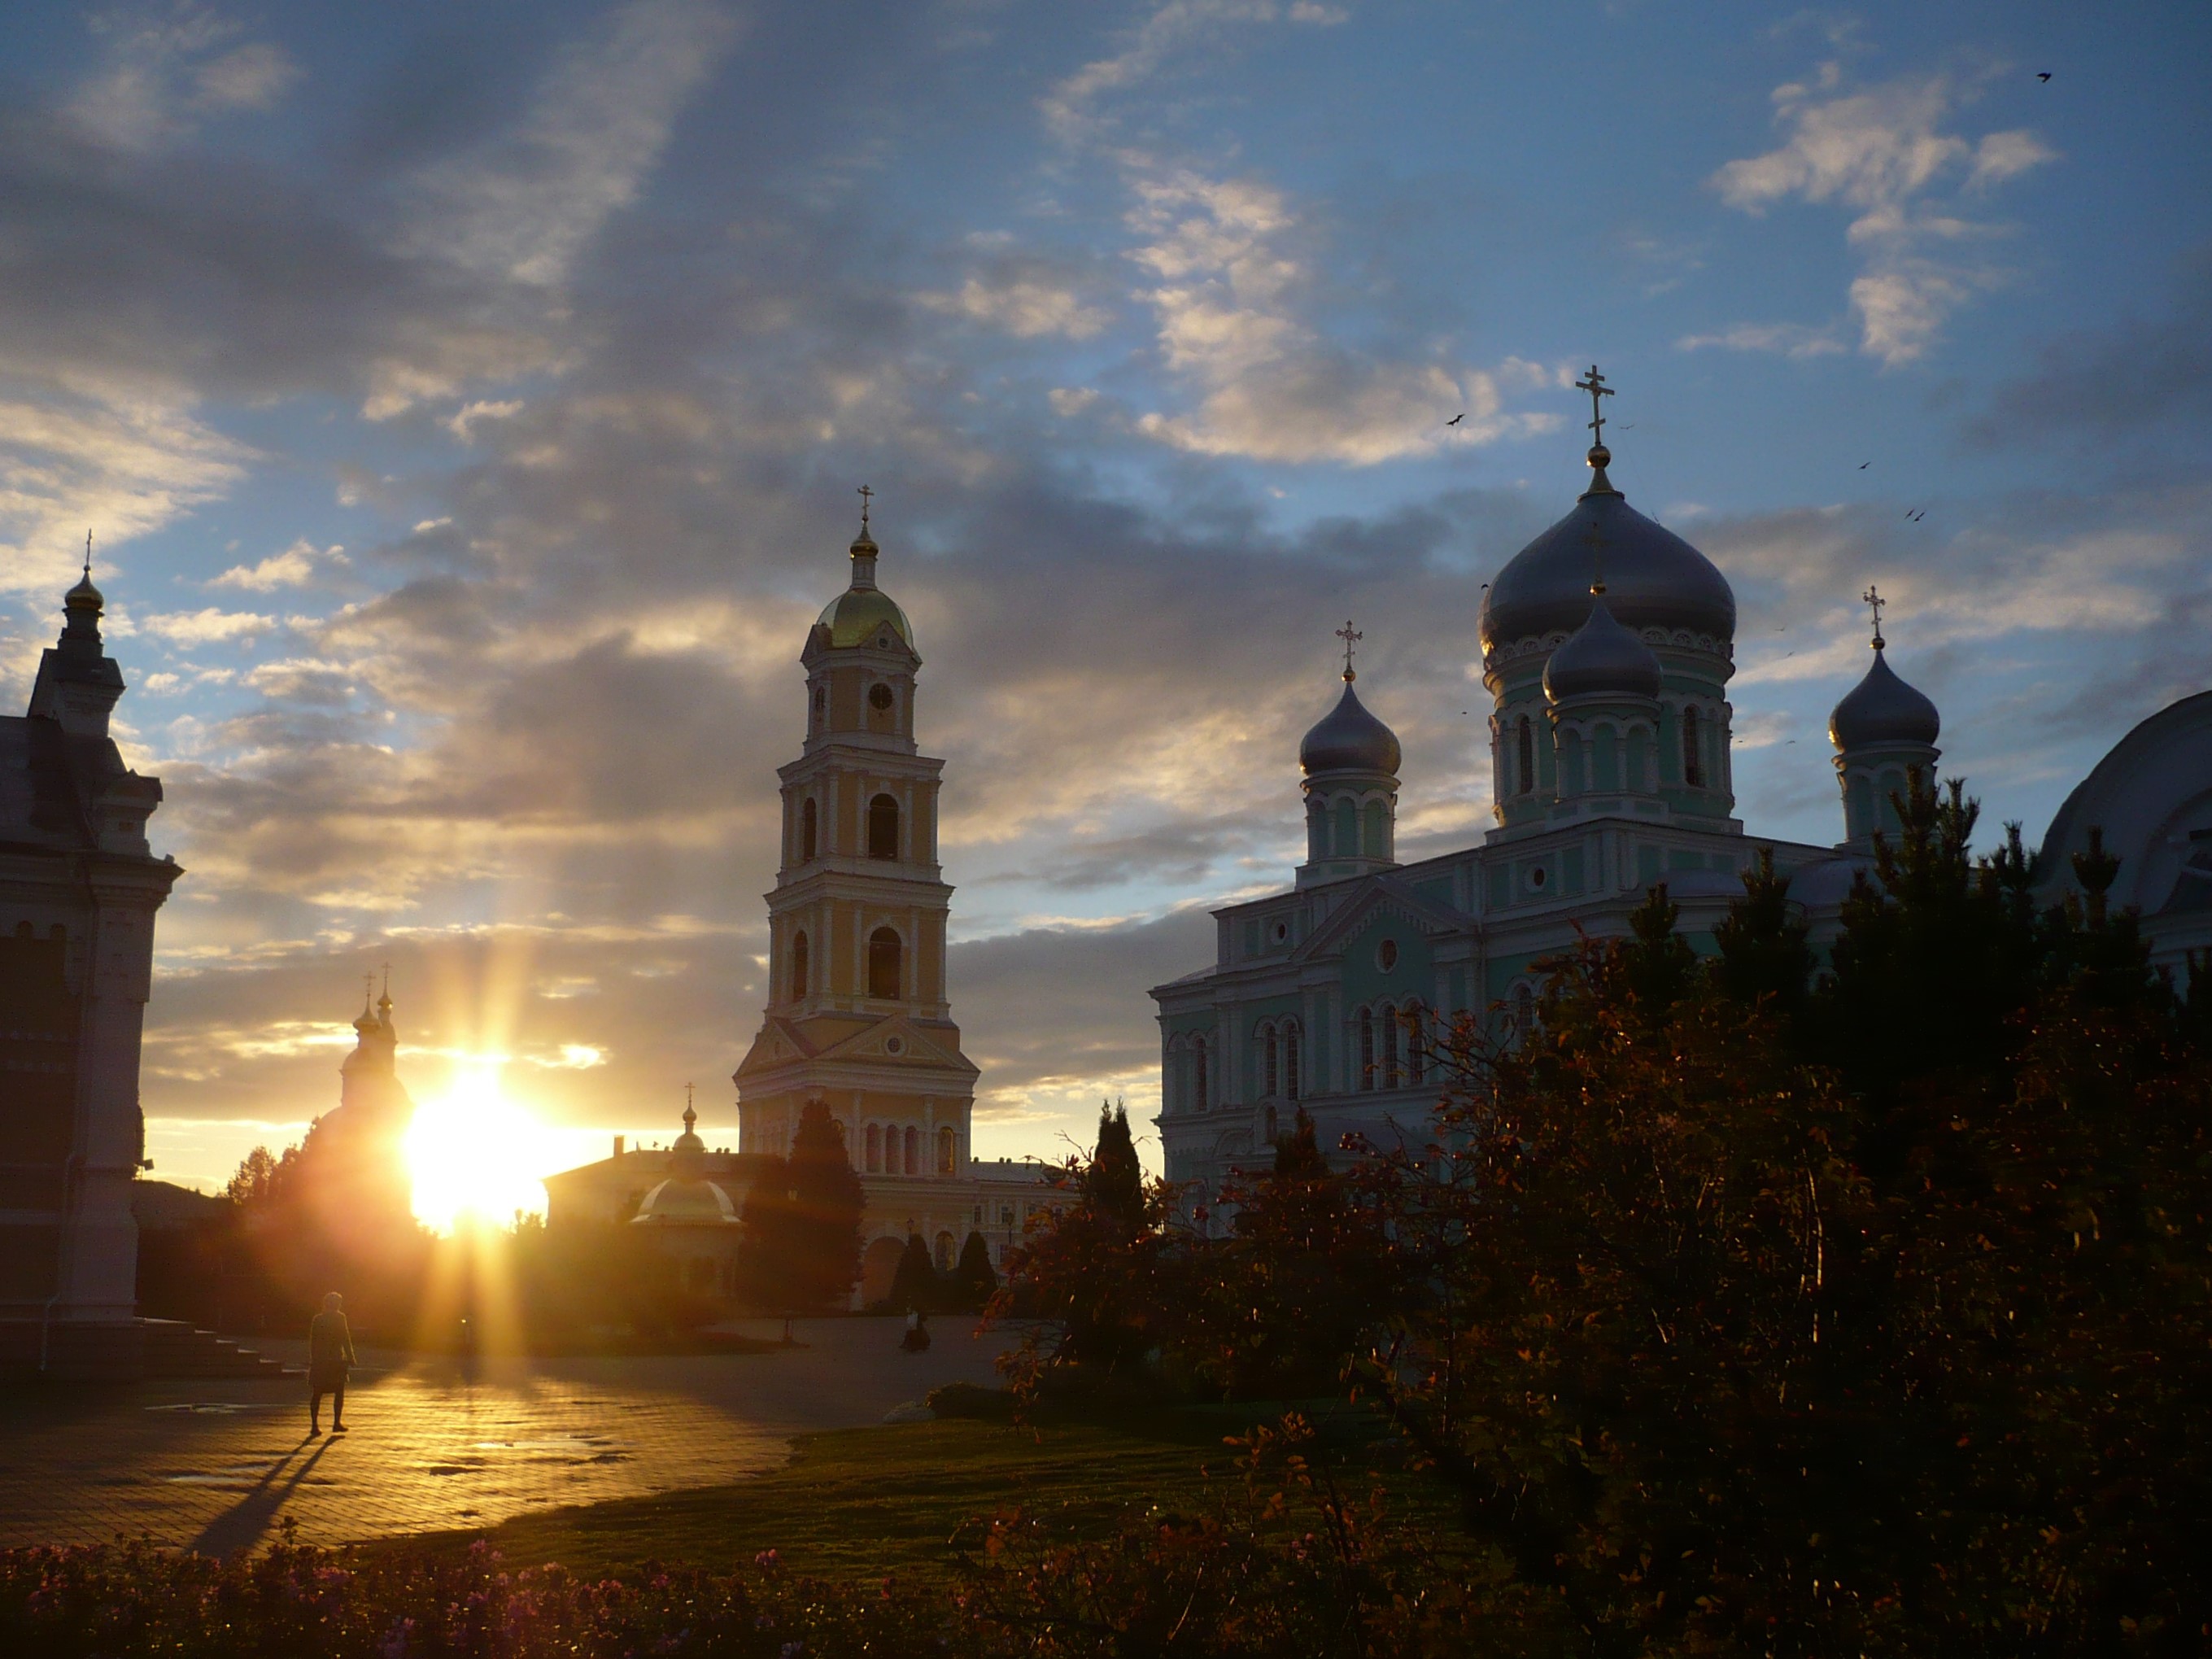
[1151, 371, 2211, 1201]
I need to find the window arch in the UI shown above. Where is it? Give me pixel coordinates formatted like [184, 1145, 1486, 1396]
[936, 1124, 956, 1174]
[868, 927, 902, 999]
[868, 793, 900, 859]
[1192, 1036, 1209, 1111]
[1259, 1021, 1279, 1098]
[789, 930, 809, 1002]
[801, 797, 818, 862]
[1284, 1021, 1301, 1101]
[865, 1123, 883, 1173]
[1516, 715, 1535, 796]
[1379, 1000, 1402, 1088]
[1682, 705, 1704, 788]
[902, 1125, 918, 1174]
[1358, 1007, 1376, 1091]
[1403, 1002, 1425, 1085]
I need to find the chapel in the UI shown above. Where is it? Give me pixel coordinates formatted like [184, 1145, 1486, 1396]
[1151, 369, 2210, 1203]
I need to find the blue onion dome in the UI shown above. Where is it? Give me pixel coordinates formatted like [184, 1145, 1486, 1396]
[1480, 469, 1734, 655]
[1300, 677, 1401, 775]
[1830, 646, 1940, 750]
[1543, 592, 1664, 702]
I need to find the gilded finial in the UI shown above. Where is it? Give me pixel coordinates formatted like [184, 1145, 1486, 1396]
[1862, 583, 1887, 651]
[83, 529, 93, 579]
[1574, 365, 1614, 465]
[360, 971, 375, 1019]
[683, 1082, 696, 1132]
[1335, 619, 1363, 682]
[857, 483, 872, 533]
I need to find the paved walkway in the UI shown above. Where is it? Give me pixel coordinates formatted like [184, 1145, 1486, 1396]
[0, 1317, 1014, 1556]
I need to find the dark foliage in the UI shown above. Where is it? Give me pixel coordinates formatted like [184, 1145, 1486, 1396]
[735, 1103, 864, 1316]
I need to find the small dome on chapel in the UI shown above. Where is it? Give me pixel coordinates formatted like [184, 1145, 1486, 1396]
[1830, 647, 1940, 751]
[1300, 679, 1401, 776]
[1543, 593, 1664, 702]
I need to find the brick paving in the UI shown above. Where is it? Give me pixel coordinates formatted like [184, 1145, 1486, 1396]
[0, 1317, 1014, 1556]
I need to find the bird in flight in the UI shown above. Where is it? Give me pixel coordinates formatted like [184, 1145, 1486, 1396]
[1859, 461, 1870, 469]
[1909, 509, 1927, 522]
[1446, 413, 1464, 426]
[2038, 71, 2053, 81]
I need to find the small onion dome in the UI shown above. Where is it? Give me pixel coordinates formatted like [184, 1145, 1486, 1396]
[630, 1176, 739, 1226]
[1830, 648, 1939, 750]
[65, 570, 103, 613]
[1299, 679, 1401, 776]
[1543, 594, 1663, 702]
[1481, 487, 1734, 653]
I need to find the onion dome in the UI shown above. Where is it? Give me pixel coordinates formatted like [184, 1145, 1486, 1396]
[65, 569, 103, 615]
[1830, 646, 1939, 750]
[816, 514, 914, 648]
[630, 1176, 738, 1225]
[1300, 677, 1401, 776]
[1543, 592, 1664, 702]
[1480, 464, 1734, 654]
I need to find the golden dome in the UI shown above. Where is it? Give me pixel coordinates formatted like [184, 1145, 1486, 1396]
[817, 586, 914, 650]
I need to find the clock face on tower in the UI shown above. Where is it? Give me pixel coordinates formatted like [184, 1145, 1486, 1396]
[869, 683, 894, 710]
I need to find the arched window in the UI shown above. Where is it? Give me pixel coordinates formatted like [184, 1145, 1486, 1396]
[1404, 1002, 1425, 1085]
[1259, 1022, 1278, 1098]
[903, 1125, 918, 1174]
[1516, 715, 1534, 796]
[1682, 705, 1704, 788]
[811, 686, 825, 730]
[1363, 799, 1386, 858]
[868, 793, 900, 859]
[1358, 1007, 1375, 1091]
[1192, 1037, 1209, 1111]
[868, 927, 902, 999]
[801, 797, 818, 862]
[789, 931, 809, 1001]
[865, 1123, 882, 1173]
[1284, 1023, 1301, 1100]
[1513, 984, 1536, 1050]
[936, 1125, 956, 1174]
[1380, 1000, 1401, 1088]
[935, 1231, 955, 1271]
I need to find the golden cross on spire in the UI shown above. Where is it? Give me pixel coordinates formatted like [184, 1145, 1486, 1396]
[1335, 618, 1363, 682]
[1862, 583, 1887, 649]
[856, 483, 872, 531]
[361, 971, 376, 1015]
[1574, 365, 1613, 449]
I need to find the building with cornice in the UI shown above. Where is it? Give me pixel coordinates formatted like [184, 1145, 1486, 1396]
[733, 505, 1057, 1305]
[1150, 373, 2031, 1203]
[0, 562, 180, 1377]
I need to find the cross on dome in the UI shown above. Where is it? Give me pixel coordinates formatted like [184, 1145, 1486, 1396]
[857, 483, 872, 531]
[1862, 583, 1887, 649]
[83, 529, 93, 578]
[1574, 365, 1613, 450]
[1335, 619, 1363, 682]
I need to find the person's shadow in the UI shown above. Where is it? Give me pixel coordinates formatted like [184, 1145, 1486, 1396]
[188, 1436, 334, 1557]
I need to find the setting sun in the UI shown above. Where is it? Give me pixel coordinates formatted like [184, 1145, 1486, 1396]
[404, 1064, 562, 1233]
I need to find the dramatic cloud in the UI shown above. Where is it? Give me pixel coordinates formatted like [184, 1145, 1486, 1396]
[1708, 64, 2057, 364]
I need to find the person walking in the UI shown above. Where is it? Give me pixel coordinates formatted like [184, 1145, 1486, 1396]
[308, 1291, 356, 1437]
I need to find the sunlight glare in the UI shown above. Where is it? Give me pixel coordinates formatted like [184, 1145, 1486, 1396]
[405, 1063, 561, 1233]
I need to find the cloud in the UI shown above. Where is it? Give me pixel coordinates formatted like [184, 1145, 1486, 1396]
[1710, 66, 2057, 364]
[1042, 2, 1283, 142]
[66, 11, 301, 151]
[1123, 169, 1555, 464]
[401, 0, 744, 289]
[923, 273, 1114, 340]
[139, 606, 277, 645]
[210, 539, 327, 591]
[1678, 321, 1848, 358]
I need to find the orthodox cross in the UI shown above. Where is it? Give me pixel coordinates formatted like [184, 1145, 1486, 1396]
[1336, 619, 1363, 681]
[856, 483, 872, 531]
[83, 529, 93, 578]
[1862, 583, 1886, 649]
[361, 971, 376, 1014]
[1574, 364, 1613, 447]
[683, 1082, 696, 1131]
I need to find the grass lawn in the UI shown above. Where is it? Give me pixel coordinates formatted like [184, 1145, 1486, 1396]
[377, 1399, 1451, 1583]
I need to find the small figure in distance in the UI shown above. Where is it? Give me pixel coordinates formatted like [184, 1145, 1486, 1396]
[308, 1291, 356, 1438]
[901, 1308, 931, 1354]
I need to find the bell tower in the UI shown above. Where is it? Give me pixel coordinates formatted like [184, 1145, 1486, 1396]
[735, 496, 979, 1191]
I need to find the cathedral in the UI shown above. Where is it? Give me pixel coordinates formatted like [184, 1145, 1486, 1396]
[1150, 370, 2212, 1201]
[0, 560, 179, 1377]
[731, 500, 1057, 1305]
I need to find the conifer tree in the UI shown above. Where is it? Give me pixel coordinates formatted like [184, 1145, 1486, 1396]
[953, 1229, 997, 1310]
[888, 1231, 936, 1315]
[738, 1103, 864, 1315]
[1710, 845, 1813, 1015]
[1084, 1099, 1146, 1234]
[1615, 880, 1697, 1018]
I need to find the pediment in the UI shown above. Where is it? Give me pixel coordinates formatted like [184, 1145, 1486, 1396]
[812, 1012, 970, 1071]
[1291, 875, 1469, 965]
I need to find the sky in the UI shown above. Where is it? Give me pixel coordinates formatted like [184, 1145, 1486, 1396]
[4, 0, 2208, 1195]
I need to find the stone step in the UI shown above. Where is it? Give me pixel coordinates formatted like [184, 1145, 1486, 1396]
[140, 1319, 295, 1380]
